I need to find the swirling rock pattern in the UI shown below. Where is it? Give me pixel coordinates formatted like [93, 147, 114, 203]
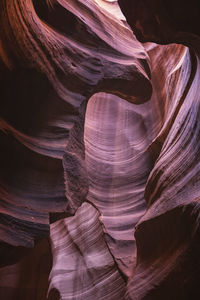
[119, 0, 200, 299]
[0, 0, 151, 247]
[85, 92, 154, 277]
[0, 0, 152, 298]
[1, 0, 200, 299]
[49, 202, 125, 299]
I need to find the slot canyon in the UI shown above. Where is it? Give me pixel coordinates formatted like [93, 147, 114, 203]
[0, 0, 200, 299]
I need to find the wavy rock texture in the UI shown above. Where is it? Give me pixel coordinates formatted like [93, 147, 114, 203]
[1, 0, 200, 299]
[125, 43, 195, 300]
[0, 0, 151, 247]
[49, 202, 126, 299]
[119, 1, 200, 299]
[85, 92, 154, 277]
[0, 0, 152, 298]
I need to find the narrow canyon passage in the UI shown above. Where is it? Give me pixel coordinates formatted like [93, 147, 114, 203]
[0, 0, 200, 299]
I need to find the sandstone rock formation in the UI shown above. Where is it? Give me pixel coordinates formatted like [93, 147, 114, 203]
[0, 0, 151, 247]
[119, 0, 200, 299]
[0, 0, 151, 298]
[0, 0, 200, 299]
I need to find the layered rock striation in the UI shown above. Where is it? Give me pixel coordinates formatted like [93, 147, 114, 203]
[1, 0, 200, 299]
[119, 0, 200, 298]
[0, 0, 151, 247]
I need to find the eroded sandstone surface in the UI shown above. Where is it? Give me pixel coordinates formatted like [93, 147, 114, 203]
[0, 0, 199, 299]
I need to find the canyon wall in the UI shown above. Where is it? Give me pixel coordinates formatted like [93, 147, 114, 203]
[0, 0, 199, 299]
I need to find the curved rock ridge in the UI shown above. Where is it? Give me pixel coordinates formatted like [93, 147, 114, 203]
[48, 202, 126, 299]
[118, 1, 200, 298]
[144, 43, 189, 152]
[85, 92, 155, 277]
[124, 43, 195, 299]
[126, 47, 200, 300]
[1, 0, 152, 104]
[2, 0, 200, 299]
[95, 0, 126, 20]
[0, 0, 152, 246]
[84, 42, 189, 283]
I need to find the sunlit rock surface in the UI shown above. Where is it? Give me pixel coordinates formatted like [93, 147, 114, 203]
[85, 92, 154, 277]
[0, 0, 151, 247]
[1, 0, 200, 299]
[49, 202, 126, 299]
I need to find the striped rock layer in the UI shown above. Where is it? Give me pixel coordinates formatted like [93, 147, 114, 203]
[1, 0, 200, 299]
